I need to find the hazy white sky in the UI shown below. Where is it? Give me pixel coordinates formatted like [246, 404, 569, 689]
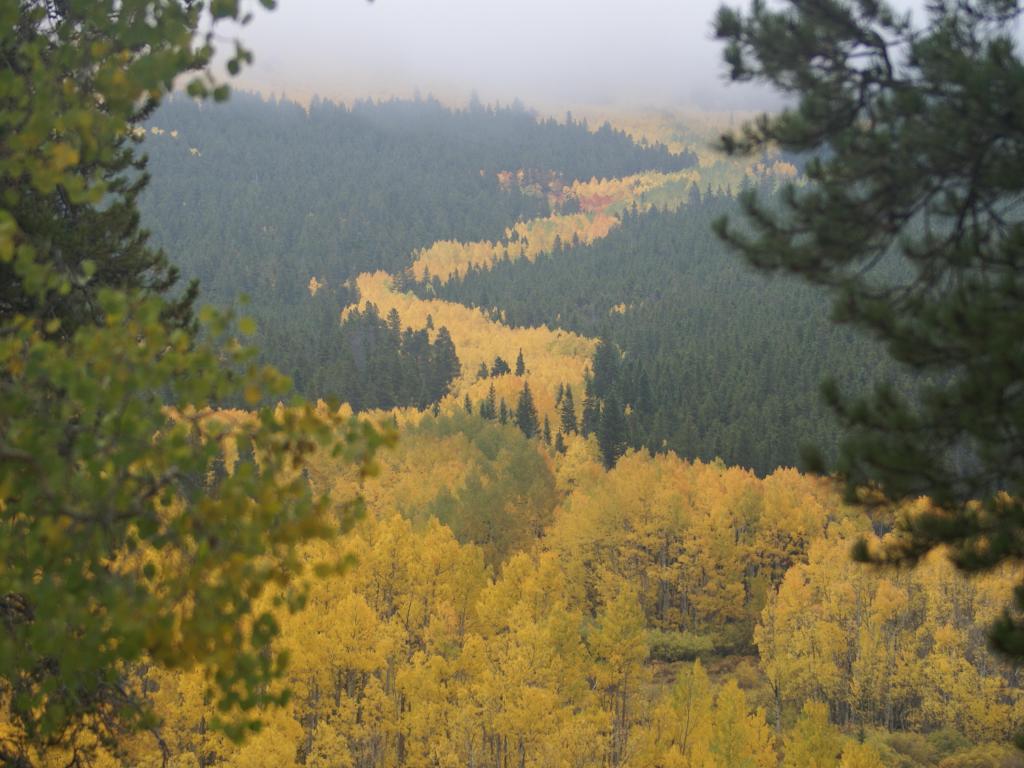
[228, 0, 925, 110]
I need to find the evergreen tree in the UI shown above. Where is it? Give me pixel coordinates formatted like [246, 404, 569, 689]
[543, 416, 552, 445]
[463, 394, 473, 415]
[376, 308, 403, 408]
[430, 327, 461, 398]
[515, 348, 526, 375]
[715, 0, 1024, 653]
[386, 307, 402, 336]
[499, 399, 509, 425]
[515, 382, 540, 439]
[135, 90, 695, 400]
[481, 383, 498, 420]
[0, 10, 196, 342]
[598, 392, 627, 469]
[632, 363, 654, 429]
[688, 181, 702, 207]
[555, 432, 567, 454]
[582, 372, 601, 437]
[4, 145, 198, 341]
[491, 356, 511, 376]
[326, 306, 459, 410]
[477, 362, 489, 380]
[592, 335, 619, 399]
[560, 385, 578, 435]
[555, 382, 565, 407]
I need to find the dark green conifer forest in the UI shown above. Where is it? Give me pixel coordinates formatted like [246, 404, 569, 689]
[432, 196, 898, 474]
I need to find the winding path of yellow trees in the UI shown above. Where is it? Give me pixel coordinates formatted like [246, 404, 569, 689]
[409, 169, 699, 283]
[347, 166, 714, 425]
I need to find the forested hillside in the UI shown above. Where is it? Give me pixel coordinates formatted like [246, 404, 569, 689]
[121, 93, 1023, 768]
[138, 96, 894, 473]
[430, 195, 896, 474]
[139, 93, 695, 398]
[140, 93, 694, 298]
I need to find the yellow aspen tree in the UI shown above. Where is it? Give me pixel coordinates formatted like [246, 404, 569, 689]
[754, 565, 826, 727]
[396, 652, 459, 768]
[553, 432, 605, 495]
[284, 589, 386, 763]
[838, 740, 885, 768]
[473, 553, 595, 768]
[650, 659, 715, 768]
[138, 666, 232, 768]
[223, 704, 303, 768]
[849, 580, 912, 731]
[679, 462, 757, 641]
[708, 680, 777, 768]
[782, 701, 842, 768]
[306, 719, 355, 768]
[753, 469, 853, 591]
[590, 586, 650, 767]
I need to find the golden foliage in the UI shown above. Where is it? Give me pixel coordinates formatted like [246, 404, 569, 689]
[347, 271, 596, 423]
[102, 437, 1024, 767]
[757, 529, 1024, 743]
[410, 212, 617, 283]
[410, 169, 700, 284]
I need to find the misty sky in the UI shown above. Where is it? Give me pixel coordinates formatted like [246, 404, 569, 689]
[229, 0, 926, 111]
